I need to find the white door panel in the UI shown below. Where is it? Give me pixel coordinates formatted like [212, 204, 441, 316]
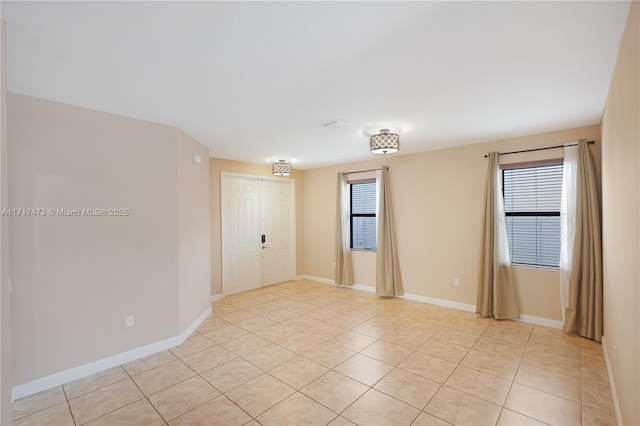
[260, 180, 292, 287]
[222, 177, 260, 295]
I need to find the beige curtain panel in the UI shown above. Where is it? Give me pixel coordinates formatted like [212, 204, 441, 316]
[562, 140, 603, 341]
[376, 166, 404, 297]
[335, 172, 354, 286]
[477, 152, 520, 319]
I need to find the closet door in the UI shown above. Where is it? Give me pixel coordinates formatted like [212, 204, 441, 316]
[260, 180, 292, 287]
[221, 176, 261, 294]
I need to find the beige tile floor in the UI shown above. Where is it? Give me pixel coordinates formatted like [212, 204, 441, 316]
[12, 280, 617, 426]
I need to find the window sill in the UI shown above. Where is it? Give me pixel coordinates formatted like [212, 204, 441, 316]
[351, 249, 377, 253]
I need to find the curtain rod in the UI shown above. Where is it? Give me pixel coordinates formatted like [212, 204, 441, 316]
[483, 140, 595, 158]
[343, 167, 382, 175]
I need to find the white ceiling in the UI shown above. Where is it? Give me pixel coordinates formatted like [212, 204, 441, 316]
[2, 1, 631, 169]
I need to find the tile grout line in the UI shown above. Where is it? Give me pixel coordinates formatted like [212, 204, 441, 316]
[164, 347, 253, 424]
[416, 315, 493, 423]
[60, 384, 78, 426]
[120, 361, 169, 426]
[490, 322, 532, 425]
[10, 394, 70, 424]
[180, 317, 315, 425]
[294, 311, 450, 423]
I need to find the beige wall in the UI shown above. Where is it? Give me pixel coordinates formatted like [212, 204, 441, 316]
[8, 94, 210, 386]
[177, 130, 211, 330]
[0, 19, 10, 426]
[303, 125, 601, 321]
[209, 158, 304, 296]
[601, 2, 639, 424]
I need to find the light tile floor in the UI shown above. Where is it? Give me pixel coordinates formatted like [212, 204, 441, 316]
[12, 280, 617, 425]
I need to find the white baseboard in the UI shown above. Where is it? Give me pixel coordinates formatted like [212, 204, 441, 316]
[517, 314, 563, 329]
[348, 284, 375, 293]
[299, 275, 335, 285]
[299, 275, 375, 293]
[11, 306, 212, 401]
[210, 294, 224, 303]
[601, 336, 623, 426]
[303, 275, 563, 329]
[397, 293, 476, 312]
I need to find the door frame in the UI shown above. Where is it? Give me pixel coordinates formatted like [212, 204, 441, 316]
[220, 172, 296, 296]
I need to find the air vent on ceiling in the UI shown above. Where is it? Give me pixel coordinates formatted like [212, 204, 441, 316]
[320, 120, 352, 128]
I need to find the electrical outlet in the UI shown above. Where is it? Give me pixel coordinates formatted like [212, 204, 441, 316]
[126, 315, 135, 328]
[454, 278, 460, 286]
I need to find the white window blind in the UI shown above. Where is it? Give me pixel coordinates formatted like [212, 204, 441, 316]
[502, 163, 563, 268]
[350, 181, 377, 251]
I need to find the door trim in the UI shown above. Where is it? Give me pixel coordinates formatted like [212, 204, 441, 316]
[220, 172, 296, 296]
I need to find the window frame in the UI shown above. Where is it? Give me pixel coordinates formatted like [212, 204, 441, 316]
[349, 178, 377, 252]
[501, 159, 563, 269]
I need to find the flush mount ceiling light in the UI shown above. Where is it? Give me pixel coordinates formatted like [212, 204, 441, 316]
[272, 160, 291, 176]
[370, 129, 399, 155]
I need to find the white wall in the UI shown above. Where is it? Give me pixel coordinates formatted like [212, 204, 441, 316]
[8, 94, 210, 391]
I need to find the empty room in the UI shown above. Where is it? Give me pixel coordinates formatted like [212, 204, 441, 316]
[1, 1, 638, 425]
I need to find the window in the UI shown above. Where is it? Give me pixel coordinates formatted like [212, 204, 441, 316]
[350, 181, 376, 251]
[502, 162, 563, 268]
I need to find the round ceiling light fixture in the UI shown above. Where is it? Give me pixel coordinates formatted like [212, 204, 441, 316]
[272, 160, 291, 176]
[370, 129, 399, 155]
